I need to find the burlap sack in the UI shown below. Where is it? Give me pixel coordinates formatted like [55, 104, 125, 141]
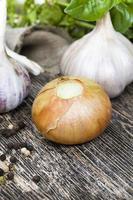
[6, 26, 72, 75]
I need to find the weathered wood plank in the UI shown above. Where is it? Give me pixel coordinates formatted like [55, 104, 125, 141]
[112, 83, 133, 120]
[0, 74, 133, 200]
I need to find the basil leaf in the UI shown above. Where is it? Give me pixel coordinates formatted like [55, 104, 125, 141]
[65, 0, 122, 22]
[111, 3, 133, 33]
[125, 26, 133, 41]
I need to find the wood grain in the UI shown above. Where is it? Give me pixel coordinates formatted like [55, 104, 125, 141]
[0, 73, 133, 200]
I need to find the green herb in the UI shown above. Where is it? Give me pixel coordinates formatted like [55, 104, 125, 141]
[7, 0, 133, 40]
[111, 2, 133, 33]
[65, 0, 121, 21]
[65, 0, 133, 36]
[7, 0, 93, 39]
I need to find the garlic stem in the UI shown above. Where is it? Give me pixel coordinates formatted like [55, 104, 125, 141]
[0, 0, 7, 52]
[6, 46, 44, 76]
[95, 12, 114, 33]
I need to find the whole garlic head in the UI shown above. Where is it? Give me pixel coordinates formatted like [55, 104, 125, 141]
[60, 13, 133, 98]
[0, 0, 43, 113]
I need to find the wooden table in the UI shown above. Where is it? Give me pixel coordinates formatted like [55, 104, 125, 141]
[0, 73, 133, 200]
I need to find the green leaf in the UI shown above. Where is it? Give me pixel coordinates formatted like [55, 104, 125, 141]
[22, 0, 38, 25]
[39, 2, 63, 25]
[65, 0, 122, 22]
[54, 0, 70, 7]
[28, 9, 37, 24]
[123, 0, 133, 3]
[125, 26, 133, 40]
[59, 15, 75, 27]
[7, 0, 16, 26]
[24, 0, 35, 11]
[111, 3, 133, 33]
[7, 0, 132, 40]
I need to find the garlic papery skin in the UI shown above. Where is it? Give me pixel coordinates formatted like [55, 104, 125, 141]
[0, 0, 6, 53]
[0, 53, 31, 113]
[0, 0, 32, 113]
[32, 77, 112, 145]
[5, 46, 44, 76]
[60, 13, 133, 98]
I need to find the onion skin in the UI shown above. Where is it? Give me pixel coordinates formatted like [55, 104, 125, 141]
[32, 77, 112, 145]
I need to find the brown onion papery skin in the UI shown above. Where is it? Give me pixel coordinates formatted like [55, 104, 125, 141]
[32, 77, 112, 145]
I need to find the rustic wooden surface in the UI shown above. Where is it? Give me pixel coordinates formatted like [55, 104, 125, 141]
[0, 73, 133, 200]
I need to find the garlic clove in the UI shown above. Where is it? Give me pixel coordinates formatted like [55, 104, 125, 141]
[5, 46, 44, 76]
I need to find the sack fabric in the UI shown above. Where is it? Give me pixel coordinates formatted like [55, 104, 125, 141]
[6, 26, 72, 75]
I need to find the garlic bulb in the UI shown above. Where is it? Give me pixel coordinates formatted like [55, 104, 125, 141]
[32, 76, 112, 145]
[60, 13, 133, 98]
[0, 0, 43, 113]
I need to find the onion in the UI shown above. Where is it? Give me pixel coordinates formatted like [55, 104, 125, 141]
[32, 77, 112, 145]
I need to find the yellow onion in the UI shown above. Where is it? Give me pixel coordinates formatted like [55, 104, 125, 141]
[32, 77, 112, 145]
